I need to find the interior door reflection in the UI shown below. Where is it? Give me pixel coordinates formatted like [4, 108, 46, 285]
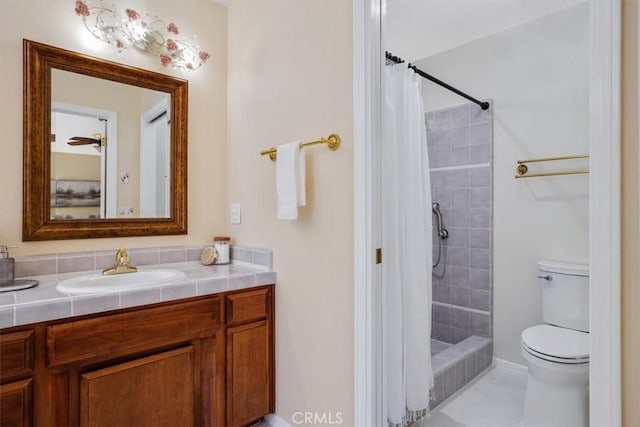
[51, 107, 110, 219]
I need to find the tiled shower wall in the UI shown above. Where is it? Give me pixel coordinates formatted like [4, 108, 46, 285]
[426, 102, 493, 344]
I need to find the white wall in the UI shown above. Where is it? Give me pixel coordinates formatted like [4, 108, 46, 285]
[0, 0, 227, 255]
[415, 3, 590, 363]
[386, 0, 587, 61]
[227, 0, 354, 424]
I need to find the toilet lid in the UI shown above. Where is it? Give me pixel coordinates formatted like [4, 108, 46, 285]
[521, 325, 589, 360]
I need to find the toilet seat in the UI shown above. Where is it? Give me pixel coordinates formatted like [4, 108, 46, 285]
[521, 324, 589, 364]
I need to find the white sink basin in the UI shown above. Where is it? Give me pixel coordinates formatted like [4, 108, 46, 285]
[57, 269, 187, 295]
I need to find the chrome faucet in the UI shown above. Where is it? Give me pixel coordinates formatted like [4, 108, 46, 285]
[102, 248, 138, 275]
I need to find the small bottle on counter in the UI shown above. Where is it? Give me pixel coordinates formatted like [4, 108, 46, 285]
[213, 237, 231, 265]
[0, 245, 17, 284]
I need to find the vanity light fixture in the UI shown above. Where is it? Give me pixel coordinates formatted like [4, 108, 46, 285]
[74, 0, 210, 71]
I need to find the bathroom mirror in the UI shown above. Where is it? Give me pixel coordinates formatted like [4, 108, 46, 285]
[23, 40, 188, 240]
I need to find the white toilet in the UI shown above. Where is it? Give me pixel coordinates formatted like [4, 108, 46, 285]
[521, 261, 590, 427]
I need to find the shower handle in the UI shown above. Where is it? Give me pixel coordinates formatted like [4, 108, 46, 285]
[432, 203, 449, 239]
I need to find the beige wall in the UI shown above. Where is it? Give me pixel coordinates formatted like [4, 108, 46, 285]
[51, 153, 101, 218]
[0, 0, 227, 255]
[622, 1, 640, 425]
[51, 153, 101, 182]
[227, 0, 354, 425]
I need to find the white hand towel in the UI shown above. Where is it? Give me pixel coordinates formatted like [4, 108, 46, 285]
[276, 142, 306, 220]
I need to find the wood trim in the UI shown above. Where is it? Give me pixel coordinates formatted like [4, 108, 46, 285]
[217, 298, 228, 427]
[268, 287, 275, 414]
[22, 39, 188, 241]
[68, 370, 80, 426]
[199, 335, 218, 427]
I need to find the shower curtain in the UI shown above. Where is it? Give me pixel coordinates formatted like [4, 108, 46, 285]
[383, 64, 434, 426]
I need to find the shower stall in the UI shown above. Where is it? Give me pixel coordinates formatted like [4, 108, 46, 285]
[426, 101, 494, 408]
[379, 1, 597, 425]
[383, 51, 494, 422]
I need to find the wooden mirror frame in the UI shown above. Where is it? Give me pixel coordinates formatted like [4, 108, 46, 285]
[23, 40, 188, 241]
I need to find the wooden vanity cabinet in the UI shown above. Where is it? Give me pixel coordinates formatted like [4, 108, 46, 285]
[225, 288, 274, 426]
[0, 285, 274, 427]
[46, 297, 223, 427]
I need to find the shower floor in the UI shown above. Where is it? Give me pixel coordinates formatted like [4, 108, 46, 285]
[431, 339, 453, 356]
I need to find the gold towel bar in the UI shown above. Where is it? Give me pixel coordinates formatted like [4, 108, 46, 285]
[260, 134, 341, 161]
[517, 154, 590, 164]
[515, 169, 590, 179]
[515, 154, 590, 179]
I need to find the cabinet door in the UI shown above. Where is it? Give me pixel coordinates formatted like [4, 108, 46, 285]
[80, 346, 195, 427]
[226, 320, 272, 427]
[0, 378, 33, 427]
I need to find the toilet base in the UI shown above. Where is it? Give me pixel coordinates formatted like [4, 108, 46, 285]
[521, 348, 589, 427]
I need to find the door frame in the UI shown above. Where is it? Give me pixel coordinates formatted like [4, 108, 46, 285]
[51, 102, 118, 218]
[588, 0, 622, 425]
[352, 0, 622, 426]
[353, 0, 383, 425]
[140, 98, 170, 218]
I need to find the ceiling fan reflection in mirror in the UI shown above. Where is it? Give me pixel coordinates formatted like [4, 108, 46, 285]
[67, 134, 103, 152]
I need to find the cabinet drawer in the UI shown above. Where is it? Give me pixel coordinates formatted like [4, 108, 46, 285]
[226, 289, 270, 326]
[0, 330, 34, 381]
[47, 298, 220, 368]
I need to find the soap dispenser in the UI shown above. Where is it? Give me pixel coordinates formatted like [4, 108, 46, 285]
[0, 245, 17, 284]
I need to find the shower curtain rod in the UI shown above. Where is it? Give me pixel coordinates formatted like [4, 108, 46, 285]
[385, 51, 490, 110]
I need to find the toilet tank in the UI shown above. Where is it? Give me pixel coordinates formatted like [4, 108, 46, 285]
[539, 260, 590, 332]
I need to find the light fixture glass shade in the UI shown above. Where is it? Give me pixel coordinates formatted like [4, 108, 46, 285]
[74, 0, 210, 71]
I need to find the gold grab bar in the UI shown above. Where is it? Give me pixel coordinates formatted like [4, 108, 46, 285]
[515, 154, 590, 179]
[260, 134, 341, 161]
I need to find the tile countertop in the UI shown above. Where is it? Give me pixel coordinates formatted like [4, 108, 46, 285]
[0, 261, 277, 329]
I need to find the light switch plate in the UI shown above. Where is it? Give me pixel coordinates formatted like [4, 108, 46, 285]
[230, 204, 241, 224]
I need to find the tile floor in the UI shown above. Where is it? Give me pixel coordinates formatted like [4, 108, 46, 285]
[418, 364, 528, 427]
[250, 363, 526, 427]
